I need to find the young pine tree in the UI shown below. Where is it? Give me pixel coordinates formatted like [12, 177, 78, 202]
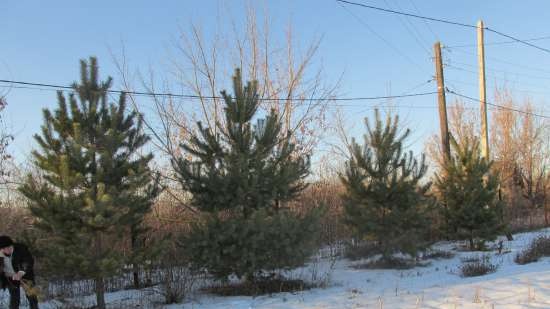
[19, 57, 159, 309]
[173, 69, 319, 282]
[341, 110, 431, 261]
[435, 136, 503, 250]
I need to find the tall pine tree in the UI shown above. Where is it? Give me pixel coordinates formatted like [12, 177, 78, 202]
[173, 69, 319, 282]
[173, 68, 309, 216]
[19, 57, 159, 309]
[435, 136, 503, 250]
[341, 110, 431, 261]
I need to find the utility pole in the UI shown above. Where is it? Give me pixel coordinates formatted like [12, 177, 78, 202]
[434, 41, 450, 161]
[478, 20, 489, 159]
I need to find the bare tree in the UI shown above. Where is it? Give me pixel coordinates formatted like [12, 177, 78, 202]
[515, 102, 549, 224]
[491, 86, 549, 227]
[425, 99, 479, 174]
[111, 5, 338, 221]
[0, 95, 15, 187]
[164, 7, 337, 156]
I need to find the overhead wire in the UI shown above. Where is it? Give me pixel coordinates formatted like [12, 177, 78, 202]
[444, 46, 550, 75]
[446, 78, 550, 99]
[446, 35, 550, 48]
[445, 88, 550, 119]
[446, 60, 550, 83]
[407, 0, 439, 41]
[444, 64, 550, 91]
[336, 0, 476, 28]
[336, 1, 429, 75]
[0, 79, 437, 104]
[3, 77, 548, 118]
[445, 64, 548, 93]
[382, 0, 432, 57]
[355, 78, 435, 114]
[336, 0, 550, 54]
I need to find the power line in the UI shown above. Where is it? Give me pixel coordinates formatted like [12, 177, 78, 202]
[444, 64, 550, 91]
[447, 60, 550, 82]
[484, 27, 550, 54]
[443, 46, 550, 75]
[0, 79, 438, 103]
[446, 35, 550, 48]
[446, 88, 550, 119]
[0, 84, 438, 110]
[382, 0, 431, 57]
[336, 1, 428, 74]
[407, 0, 439, 41]
[336, 0, 475, 28]
[4, 79, 548, 118]
[356, 78, 435, 114]
[445, 78, 550, 96]
[336, 0, 550, 54]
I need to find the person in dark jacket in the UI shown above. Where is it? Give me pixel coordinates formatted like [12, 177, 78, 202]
[0, 235, 39, 309]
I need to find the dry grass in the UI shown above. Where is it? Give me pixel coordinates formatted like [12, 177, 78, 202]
[515, 235, 550, 265]
[352, 256, 427, 270]
[202, 278, 311, 296]
[421, 249, 455, 260]
[344, 241, 380, 261]
[289, 180, 350, 246]
[459, 255, 498, 277]
[0, 205, 32, 238]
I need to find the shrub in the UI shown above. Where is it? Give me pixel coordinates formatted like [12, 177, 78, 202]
[459, 255, 498, 277]
[421, 249, 455, 260]
[184, 208, 321, 282]
[352, 256, 423, 270]
[515, 235, 550, 265]
[344, 241, 380, 261]
[202, 277, 310, 296]
[154, 240, 203, 304]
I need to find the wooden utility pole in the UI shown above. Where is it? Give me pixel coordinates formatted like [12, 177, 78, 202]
[478, 20, 489, 159]
[434, 42, 450, 161]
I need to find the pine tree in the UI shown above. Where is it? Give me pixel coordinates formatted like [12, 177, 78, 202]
[173, 68, 318, 281]
[19, 57, 159, 309]
[435, 136, 503, 250]
[173, 68, 309, 216]
[341, 110, 431, 261]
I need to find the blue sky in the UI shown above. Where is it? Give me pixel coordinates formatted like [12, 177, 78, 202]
[1, 0, 549, 164]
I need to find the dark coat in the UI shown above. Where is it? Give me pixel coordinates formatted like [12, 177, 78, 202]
[1, 243, 35, 289]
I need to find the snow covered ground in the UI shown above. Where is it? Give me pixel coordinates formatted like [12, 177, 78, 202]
[182, 229, 550, 309]
[6, 228, 550, 308]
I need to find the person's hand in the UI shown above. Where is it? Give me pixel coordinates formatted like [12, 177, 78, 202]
[11, 271, 25, 281]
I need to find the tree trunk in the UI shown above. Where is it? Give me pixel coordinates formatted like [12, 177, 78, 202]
[469, 236, 475, 251]
[95, 276, 106, 309]
[133, 266, 140, 289]
[131, 228, 140, 289]
[506, 231, 514, 241]
[545, 202, 549, 227]
[165, 267, 174, 303]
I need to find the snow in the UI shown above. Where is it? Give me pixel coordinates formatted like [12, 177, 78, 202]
[7, 228, 550, 308]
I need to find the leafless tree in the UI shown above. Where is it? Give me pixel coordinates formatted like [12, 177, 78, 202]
[111, 4, 339, 219]
[425, 99, 479, 174]
[491, 86, 549, 226]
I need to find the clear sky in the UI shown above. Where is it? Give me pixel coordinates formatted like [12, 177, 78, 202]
[2, 0, 550, 165]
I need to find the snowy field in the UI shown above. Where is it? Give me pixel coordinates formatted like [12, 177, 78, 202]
[4, 228, 550, 308]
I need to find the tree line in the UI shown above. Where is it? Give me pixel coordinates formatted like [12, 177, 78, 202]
[7, 57, 518, 308]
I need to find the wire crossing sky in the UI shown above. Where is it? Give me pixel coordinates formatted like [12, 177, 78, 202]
[1, 0, 549, 163]
[337, 0, 550, 53]
[0, 79, 438, 102]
